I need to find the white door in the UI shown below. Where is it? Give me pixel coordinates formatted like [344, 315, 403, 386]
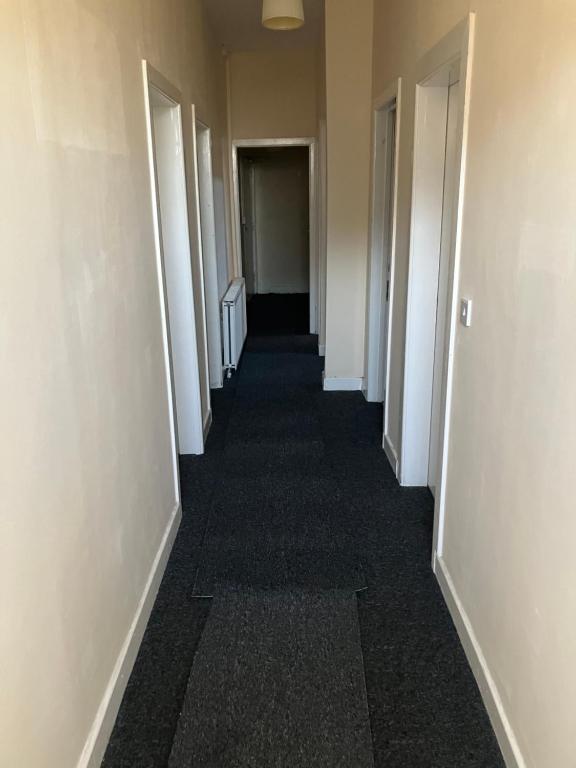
[380, 108, 396, 402]
[194, 120, 223, 390]
[428, 79, 460, 494]
[148, 90, 205, 455]
[239, 159, 257, 296]
[365, 105, 396, 403]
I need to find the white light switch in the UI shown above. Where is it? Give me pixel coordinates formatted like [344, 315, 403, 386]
[460, 298, 473, 327]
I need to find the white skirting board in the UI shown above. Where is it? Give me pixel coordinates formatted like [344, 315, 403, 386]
[383, 433, 399, 477]
[434, 556, 526, 768]
[322, 376, 364, 392]
[78, 503, 182, 768]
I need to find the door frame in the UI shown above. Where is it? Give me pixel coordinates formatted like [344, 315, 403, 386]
[238, 156, 259, 294]
[365, 79, 402, 456]
[400, 15, 476, 562]
[231, 137, 318, 334]
[142, 61, 205, 470]
[192, 112, 224, 390]
[317, 118, 328, 355]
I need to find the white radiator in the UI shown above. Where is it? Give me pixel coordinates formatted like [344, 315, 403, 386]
[222, 278, 247, 376]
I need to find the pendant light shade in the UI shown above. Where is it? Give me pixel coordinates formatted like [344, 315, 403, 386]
[262, 0, 305, 30]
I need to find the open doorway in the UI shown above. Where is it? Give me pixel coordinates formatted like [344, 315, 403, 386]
[142, 62, 205, 458]
[232, 139, 317, 337]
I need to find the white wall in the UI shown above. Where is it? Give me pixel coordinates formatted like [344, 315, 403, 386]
[251, 151, 309, 294]
[373, 1, 576, 765]
[0, 2, 226, 766]
[323, 0, 374, 380]
[225, 46, 319, 285]
[228, 48, 318, 140]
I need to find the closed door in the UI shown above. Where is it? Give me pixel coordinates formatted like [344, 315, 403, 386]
[380, 107, 396, 402]
[428, 79, 460, 495]
[239, 159, 257, 295]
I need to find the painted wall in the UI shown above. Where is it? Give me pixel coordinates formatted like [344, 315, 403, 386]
[0, 2, 226, 767]
[323, 0, 374, 380]
[228, 48, 318, 140]
[373, 1, 576, 765]
[251, 150, 310, 294]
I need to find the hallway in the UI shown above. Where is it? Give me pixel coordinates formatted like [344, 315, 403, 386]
[103, 312, 503, 767]
[4, 3, 575, 765]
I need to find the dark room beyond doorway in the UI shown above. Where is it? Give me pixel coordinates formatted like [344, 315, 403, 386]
[238, 146, 310, 336]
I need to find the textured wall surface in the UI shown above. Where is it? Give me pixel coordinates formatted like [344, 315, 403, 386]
[0, 2, 226, 765]
[229, 48, 318, 140]
[373, 1, 576, 764]
[324, 0, 374, 380]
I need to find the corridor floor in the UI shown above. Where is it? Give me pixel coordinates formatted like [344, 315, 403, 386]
[102, 303, 504, 767]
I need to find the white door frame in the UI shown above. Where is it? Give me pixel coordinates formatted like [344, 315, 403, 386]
[317, 118, 328, 356]
[400, 15, 476, 563]
[365, 79, 402, 461]
[231, 138, 318, 334]
[192, 112, 224, 390]
[142, 61, 205, 460]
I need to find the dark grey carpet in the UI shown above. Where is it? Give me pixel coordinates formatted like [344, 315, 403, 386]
[192, 345, 365, 596]
[102, 294, 505, 768]
[168, 591, 374, 768]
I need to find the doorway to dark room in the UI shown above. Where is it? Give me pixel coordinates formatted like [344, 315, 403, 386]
[237, 145, 311, 336]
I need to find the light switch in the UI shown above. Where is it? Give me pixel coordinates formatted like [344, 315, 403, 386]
[460, 298, 473, 327]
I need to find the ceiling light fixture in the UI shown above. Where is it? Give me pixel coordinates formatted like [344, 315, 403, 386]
[262, 0, 305, 30]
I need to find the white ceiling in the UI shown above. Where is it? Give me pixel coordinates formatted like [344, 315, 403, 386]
[202, 0, 324, 52]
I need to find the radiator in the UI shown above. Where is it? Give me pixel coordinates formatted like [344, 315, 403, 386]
[222, 278, 247, 377]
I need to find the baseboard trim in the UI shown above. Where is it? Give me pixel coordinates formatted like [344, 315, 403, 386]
[318, 344, 326, 356]
[203, 408, 213, 442]
[78, 502, 182, 768]
[434, 556, 526, 768]
[322, 377, 364, 392]
[383, 433, 399, 478]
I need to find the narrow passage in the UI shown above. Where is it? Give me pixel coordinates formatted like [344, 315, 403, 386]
[103, 295, 503, 768]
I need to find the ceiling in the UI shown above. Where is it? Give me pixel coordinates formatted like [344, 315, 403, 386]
[202, 0, 324, 52]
